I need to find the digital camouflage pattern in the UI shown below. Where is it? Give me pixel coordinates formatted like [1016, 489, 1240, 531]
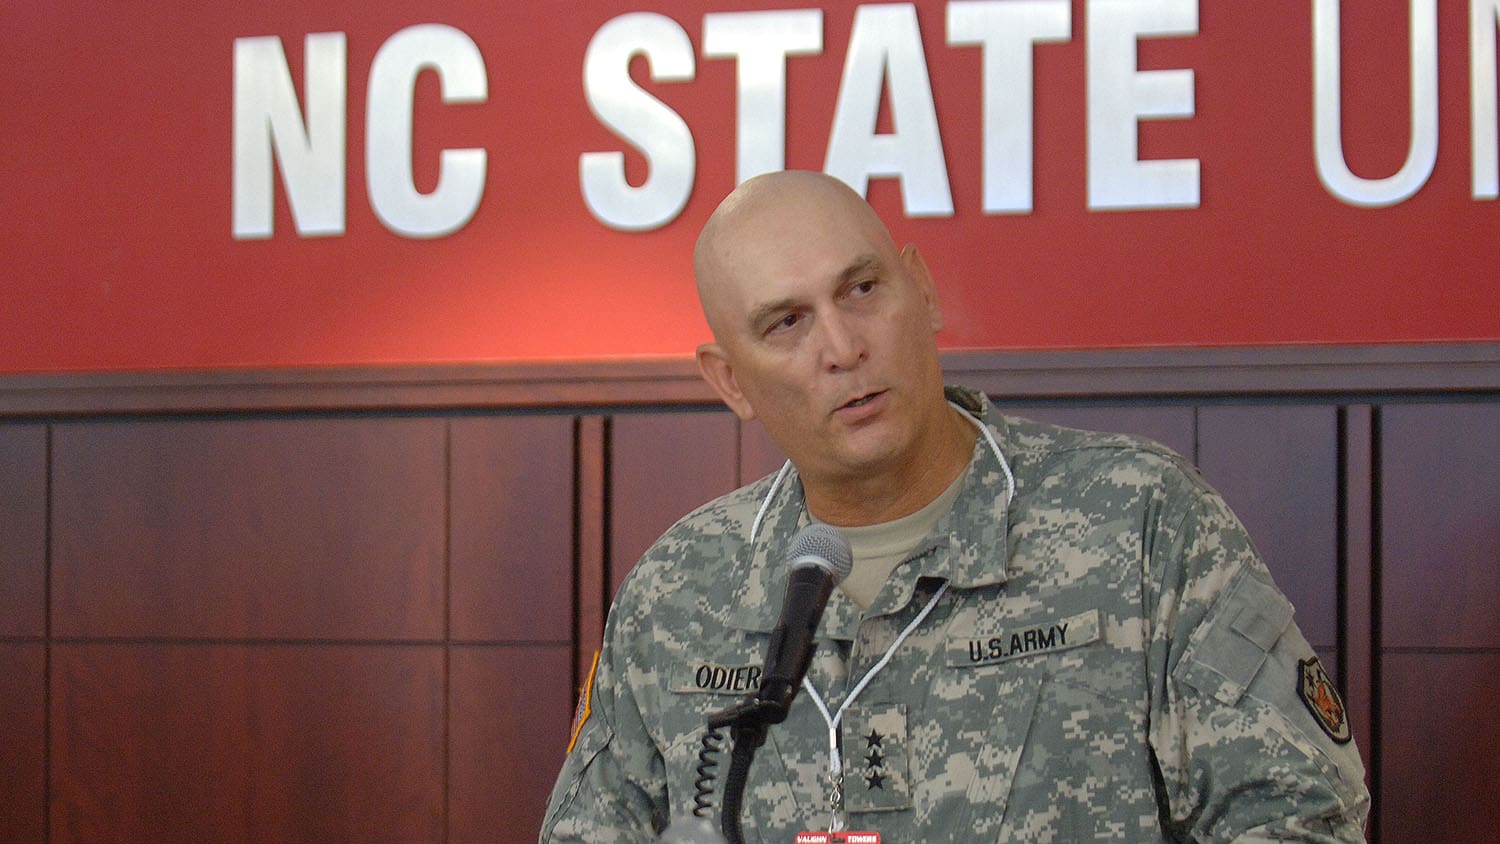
[541, 387, 1370, 842]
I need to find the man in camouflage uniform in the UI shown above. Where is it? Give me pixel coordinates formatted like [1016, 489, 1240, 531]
[541, 171, 1370, 841]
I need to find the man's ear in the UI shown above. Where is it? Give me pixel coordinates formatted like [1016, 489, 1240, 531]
[901, 244, 943, 333]
[696, 343, 757, 421]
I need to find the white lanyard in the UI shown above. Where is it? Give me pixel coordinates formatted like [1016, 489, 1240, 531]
[745, 398, 1013, 829]
[800, 580, 949, 830]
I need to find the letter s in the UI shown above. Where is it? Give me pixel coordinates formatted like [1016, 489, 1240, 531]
[580, 13, 696, 231]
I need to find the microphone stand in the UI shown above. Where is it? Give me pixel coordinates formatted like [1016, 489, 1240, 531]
[705, 696, 788, 844]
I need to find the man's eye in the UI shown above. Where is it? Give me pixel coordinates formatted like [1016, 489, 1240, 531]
[851, 279, 877, 296]
[766, 313, 800, 335]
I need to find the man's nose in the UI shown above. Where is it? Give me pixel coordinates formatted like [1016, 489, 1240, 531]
[817, 310, 867, 371]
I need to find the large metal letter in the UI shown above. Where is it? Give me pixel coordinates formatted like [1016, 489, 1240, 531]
[703, 9, 824, 185]
[1473, 0, 1500, 199]
[948, 0, 1071, 213]
[825, 3, 953, 216]
[232, 33, 346, 238]
[366, 24, 488, 238]
[1087, 0, 1199, 210]
[580, 13, 696, 232]
[1313, 0, 1438, 207]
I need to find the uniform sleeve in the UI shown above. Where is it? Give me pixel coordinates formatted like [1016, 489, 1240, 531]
[1146, 488, 1371, 842]
[539, 609, 669, 842]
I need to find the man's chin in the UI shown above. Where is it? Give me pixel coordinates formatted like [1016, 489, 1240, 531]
[822, 437, 910, 482]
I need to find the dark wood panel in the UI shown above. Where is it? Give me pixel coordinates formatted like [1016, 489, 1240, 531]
[1381, 404, 1500, 649]
[1004, 405, 1197, 462]
[1340, 406, 1376, 758]
[576, 416, 608, 684]
[450, 415, 574, 644]
[1197, 406, 1339, 648]
[0, 643, 45, 844]
[1379, 653, 1500, 841]
[449, 644, 572, 844]
[51, 417, 446, 640]
[50, 643, 444, 843]
[609, 411, 738, 596]
[0, 423, 46, 637]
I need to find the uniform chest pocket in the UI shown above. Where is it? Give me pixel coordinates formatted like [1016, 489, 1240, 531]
[928, 607, 1158, 839]
[659, 646, 769, 761]
[658, 646, 797, 829]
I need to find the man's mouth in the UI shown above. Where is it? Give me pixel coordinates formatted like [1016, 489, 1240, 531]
[840, 391, 884, 410]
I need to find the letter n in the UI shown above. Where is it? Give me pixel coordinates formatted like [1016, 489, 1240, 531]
[1474, 0, 1500, 198]
[233, 33, 347, 238]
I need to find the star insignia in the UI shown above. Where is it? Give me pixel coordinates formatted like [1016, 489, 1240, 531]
[865, 749, 884, 768]
[864, 729, 883, 748]
[865, 770, 886, 790]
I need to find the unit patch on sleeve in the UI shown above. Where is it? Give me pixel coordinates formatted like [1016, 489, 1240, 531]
[567, 650, 600, 753]
[1297, 657, 1351, 744]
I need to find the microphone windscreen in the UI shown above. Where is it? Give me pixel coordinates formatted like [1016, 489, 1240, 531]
[785, 524, 853, 583]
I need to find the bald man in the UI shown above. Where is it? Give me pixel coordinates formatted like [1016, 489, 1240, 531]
[541, 172, 1369, 842]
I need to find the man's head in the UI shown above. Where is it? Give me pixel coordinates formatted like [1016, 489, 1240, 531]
[694, 171, 962, 514]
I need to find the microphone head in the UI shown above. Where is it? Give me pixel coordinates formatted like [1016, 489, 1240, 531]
[785, 524, 853, 583]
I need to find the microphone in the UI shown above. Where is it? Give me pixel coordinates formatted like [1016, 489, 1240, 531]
[755, 524, 853, 720]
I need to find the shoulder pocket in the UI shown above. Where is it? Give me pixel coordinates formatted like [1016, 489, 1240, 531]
[1177, 570, 1295, 706]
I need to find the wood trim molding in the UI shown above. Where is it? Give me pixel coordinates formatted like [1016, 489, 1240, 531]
[943, 343, 1500, 400]
[2, 343, 1498, 417]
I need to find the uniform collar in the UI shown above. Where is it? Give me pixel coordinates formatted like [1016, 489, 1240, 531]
[726, 386, 1015, 639]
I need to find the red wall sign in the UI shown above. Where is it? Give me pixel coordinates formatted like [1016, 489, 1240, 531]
[2, 0, 1497, 373]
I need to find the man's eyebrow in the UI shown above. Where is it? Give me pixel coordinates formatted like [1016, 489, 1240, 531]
[839, 254, 884, 285]
[743, 254, 886, 334]
[746, 296, 799, 334]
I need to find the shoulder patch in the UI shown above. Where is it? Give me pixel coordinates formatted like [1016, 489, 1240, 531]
[1297, 657, 1352, 744]
[567, 650, 600, 753]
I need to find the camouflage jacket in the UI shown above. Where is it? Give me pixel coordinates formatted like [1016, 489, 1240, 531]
[541, 387, 1370, 842]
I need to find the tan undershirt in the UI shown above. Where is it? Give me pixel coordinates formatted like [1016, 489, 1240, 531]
[817, 463, 971, 609]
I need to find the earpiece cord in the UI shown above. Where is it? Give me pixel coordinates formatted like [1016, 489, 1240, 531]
[751, 401, 1014, 543]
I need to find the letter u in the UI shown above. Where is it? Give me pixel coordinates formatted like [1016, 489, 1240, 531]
[1313, 0, 1438, 207]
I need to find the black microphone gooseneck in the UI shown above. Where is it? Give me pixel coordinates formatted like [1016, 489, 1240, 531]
[707, 524, 852, 844]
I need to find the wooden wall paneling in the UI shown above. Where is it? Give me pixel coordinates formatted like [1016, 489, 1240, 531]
[1005, 405, 1197, 462]
[1380, 403, 1500, 649]
[49, 643, 444, 843]
[1377, 653, 1500, 840]
[450, 414, 575, 644]
[575, 416, 608, 687]
[0, 423, 46, 637]
[1378, 402, 1500, 841]
[1374, 404, 1500, 839]
[609, 411, 739, 597]
[51, 417, 447, 640]
[449, 644, 572, 843]
[0, 643, 45, 843]
[1196, 406, 1340, 654]
[1338, 406, 1376, 784]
